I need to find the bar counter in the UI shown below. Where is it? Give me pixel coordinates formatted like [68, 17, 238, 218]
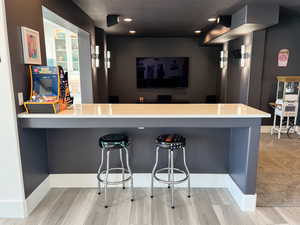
[19, 103, 269, 118]
[18, 104, 270, 211]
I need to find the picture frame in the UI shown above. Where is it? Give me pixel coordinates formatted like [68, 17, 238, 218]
[21, 26, 42, 65]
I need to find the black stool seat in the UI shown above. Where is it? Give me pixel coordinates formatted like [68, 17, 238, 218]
[156, 134, 185, 150]
[99, 133, 129, 148]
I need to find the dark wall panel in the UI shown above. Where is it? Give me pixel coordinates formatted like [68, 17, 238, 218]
[248, 30, 266, 109]
[261, 10, 300, 124]
[4, 0, 47, 114]
[95, 27, 109, 102]
[4, 0, 48, 198]
[107, 37, 221, 103]
[47, 128, 230, 174]
[227, 37, 246, 103]
[4, 0, 97, 197]
[19, 129, 48, 196]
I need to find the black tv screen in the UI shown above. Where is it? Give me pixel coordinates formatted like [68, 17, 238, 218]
[137, 57, 189, 88]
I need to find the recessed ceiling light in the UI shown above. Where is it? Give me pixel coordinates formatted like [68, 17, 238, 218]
[208, 17, 217, 22]
[123, 18, 133, 22]
[194, 30, 202, 34]
[129, 30, 136, 34]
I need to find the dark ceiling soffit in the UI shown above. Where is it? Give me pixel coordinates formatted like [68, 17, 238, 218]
[198, 15, 231, 46]
[202, 4, 279, 45]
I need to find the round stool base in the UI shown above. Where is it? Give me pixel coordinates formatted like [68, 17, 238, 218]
[153, 167, 189, 185]
[97, 168, 132, 185]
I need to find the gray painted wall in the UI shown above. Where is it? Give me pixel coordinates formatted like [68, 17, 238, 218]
[4, 0, 98, 197]
[95, 27, 109, 103]
[260, 9, 300, 124]
[4, 0, 48, 198]
[222, 31, 265, 106]
[226, 34, 252, 104]
[107, 37, 221, 103]
[47, 128, 229, 174]
[220, 8, 300, 125]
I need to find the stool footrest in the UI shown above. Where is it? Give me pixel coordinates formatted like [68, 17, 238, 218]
[153, 167, 189, 185]
[97, 168, 132, 185]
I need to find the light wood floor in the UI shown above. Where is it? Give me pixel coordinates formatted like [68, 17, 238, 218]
[1, 188, 300, 225]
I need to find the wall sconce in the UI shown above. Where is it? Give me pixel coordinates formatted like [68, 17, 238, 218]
[106, 50, 111, 69]
[220, 50, 227, 69]
[240, 45, 248, 68]
[95, 45, 100, 68]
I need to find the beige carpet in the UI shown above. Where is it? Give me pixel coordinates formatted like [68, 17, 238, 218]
[257, 134, 300, 207]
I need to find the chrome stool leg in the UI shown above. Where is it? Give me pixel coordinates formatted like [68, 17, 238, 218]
[151, 137, 191, 209]
[104, 149, 110, 208]
[183, 146, 191, 198]
[119, 149, 125, 189]
[151, 146, 159, 198]
[170, 150, 175, 209]
[168, 149, 171, 189]
[124, 146, 134, 201]
[97, 148, 104, 195]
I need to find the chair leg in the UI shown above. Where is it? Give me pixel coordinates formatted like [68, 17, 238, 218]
[151, 146, 159, 198]
[279, 116, 283, 139]
[170, 150, 175, 209]
[271, 114, 276, 135]
[119, 149, 125, 189]
[104, 150, 110, 208]
[124, 147, 134, 201]
[97, 148, 104, 195]
[168, 149, 171, 189]
[183, 147, 191, 198]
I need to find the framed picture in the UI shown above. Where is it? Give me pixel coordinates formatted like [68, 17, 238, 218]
[21, 27, 42, 65]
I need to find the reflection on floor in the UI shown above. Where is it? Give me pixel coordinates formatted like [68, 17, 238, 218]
[257, 134, 300, 207]
[1, 188, 300, 225]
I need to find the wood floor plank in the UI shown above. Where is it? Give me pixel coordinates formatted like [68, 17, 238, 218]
[83, 189, 117, 225]
[275, 207, 300, 225]
[60, 189, 98, 225]
[37, 188, 80, 225]
[191, 189, 222, 225]
[1, 188, 300, 225]
[128, 188, 152, 225]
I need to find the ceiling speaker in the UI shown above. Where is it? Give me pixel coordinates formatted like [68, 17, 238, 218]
[107, 15, 120, 27]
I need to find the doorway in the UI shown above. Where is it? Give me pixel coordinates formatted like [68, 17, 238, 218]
[42, 7, 94, 104]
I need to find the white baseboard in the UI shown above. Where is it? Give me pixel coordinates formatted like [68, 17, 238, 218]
[2, 173, 256, 218]
[49, 173, 256, 212]
[0, 200, 26, 218]
[25, 177, 50, 216]
[227, 177, 257, 211]
[0, 176, 50, 219]
[49, 173, 229, 188]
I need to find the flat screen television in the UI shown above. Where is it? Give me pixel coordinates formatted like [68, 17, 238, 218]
[137, 57, 189, 88]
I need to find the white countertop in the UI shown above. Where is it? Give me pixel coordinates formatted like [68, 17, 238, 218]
[18, 104, 270, 119]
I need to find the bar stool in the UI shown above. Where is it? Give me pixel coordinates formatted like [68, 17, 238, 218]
[97, 133, 134, 208]
[151, 134, 191, 209]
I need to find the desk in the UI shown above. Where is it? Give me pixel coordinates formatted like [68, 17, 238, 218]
[18, 104, 270, 211]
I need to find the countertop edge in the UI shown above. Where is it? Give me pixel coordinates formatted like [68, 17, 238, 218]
[17, 114, 271, 119]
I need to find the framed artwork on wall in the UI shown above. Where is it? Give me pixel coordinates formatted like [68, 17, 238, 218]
[21, 26, 42, 65]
